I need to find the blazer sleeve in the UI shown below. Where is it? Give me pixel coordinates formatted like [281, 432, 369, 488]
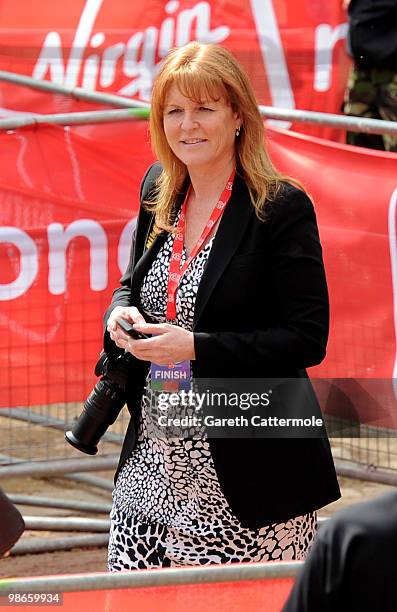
[193, 187, 329, 371]
[103, 221, 137, 322]
[102, 163, 159, 357]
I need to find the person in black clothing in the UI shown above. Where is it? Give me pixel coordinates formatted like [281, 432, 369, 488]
[283, 490, 397, 611]
[343, 0, 397, 151]
[0, 488, 24, 557]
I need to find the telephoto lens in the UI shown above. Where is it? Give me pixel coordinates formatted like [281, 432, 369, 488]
[65, 352, 131, 455]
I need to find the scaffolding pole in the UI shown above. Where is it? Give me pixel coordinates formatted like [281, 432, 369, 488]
[0, 561, 303, 592]
[335, 460, 397, 486]
[0, 107, 148, 129]
[0, 407, 123, 445]
[8, 494, 112, 513]
[0, 104, 395, 136]
[0, 70, 150, 109]
[22, 516, 109, 532]
[10, 534, 109, 556]
[0, 454, 114, 491]
[0, 455, 118, 478]
[258, 105, 397, 135]
[0, 69, 396, 136]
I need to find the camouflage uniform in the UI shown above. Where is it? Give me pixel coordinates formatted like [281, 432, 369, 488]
[343, 65, 397, 152]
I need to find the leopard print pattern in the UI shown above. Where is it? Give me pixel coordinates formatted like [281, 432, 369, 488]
[108, 507, 317, 570]
[108, 219, 317, 571]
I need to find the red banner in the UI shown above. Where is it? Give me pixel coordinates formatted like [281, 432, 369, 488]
[268, 130, 397, 429]
[267, 129, 397, 381]
[0, 120, 153, 407]
[1, 119, 397, 418]
[47, 576, 294, 612]
[0, 0, 350, 140]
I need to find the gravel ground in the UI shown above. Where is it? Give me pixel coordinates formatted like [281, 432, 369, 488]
[1, 407, 396, 578]
[0, 473, 394, 578]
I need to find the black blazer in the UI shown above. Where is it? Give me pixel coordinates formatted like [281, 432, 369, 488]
[104, 162, 341, 528]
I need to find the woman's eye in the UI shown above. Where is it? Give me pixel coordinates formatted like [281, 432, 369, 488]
[199, 107, 212, 111]
[168, 109, 181, 114]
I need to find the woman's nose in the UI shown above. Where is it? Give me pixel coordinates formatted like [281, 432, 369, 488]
[180, 111, 198, 130]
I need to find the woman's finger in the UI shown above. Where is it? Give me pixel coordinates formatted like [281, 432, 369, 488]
[130, 307, 146, 325]
[133, 323, 169, 335]
[108, 306, 146, 329]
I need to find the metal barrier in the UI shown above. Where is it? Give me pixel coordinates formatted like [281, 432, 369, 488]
[0, 69, 150, 109]
[0, 561, 302, 592]
[0, 403, 127, 466]
[327, 415, 397, 480]
[0, 107, 149, 129]
[0, 563, 298, 612]
[7, 494, 112, 513]
[0, 69, 397, 136]
[2, 406, 397, 491]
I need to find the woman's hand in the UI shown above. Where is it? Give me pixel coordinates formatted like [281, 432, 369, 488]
[107, 306, 146, 351]
[125, 322, 195, 365]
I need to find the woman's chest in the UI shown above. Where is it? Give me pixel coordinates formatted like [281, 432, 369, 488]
[183, 205, 221, 255]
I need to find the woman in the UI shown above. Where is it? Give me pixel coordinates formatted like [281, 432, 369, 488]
[105, 42, 340, 571]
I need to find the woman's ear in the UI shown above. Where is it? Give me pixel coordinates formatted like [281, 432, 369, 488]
[233, 109, 243, 129]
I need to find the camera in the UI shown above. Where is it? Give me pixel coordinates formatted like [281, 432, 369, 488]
[65, 351, 132, 455]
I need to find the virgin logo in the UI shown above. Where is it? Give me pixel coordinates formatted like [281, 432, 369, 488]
[32, 0, 230, 100]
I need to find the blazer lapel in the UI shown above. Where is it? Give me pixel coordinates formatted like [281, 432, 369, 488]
[193, 174, 253, 327]
[130, 186, 188, 305]
[130, 231, 167, 305]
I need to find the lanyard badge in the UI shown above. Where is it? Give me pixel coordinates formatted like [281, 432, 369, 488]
[150, 361, 191, 392]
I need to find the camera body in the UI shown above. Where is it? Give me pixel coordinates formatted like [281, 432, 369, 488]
[65, 351, 132, 455]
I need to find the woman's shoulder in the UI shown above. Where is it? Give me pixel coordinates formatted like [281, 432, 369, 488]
[265, 180, 315, 223]
[139, 161, 163, 203]
[272, 180, 312, 207]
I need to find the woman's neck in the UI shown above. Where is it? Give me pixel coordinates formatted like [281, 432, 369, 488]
[187, 159, 235, 205]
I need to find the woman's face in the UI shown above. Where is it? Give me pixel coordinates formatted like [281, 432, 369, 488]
[163, 83, 241, 173]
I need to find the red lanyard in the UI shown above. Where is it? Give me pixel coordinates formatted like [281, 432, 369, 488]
[166, 169, 235, 321]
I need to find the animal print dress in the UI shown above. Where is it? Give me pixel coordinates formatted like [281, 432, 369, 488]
[108, 227, 317, 571]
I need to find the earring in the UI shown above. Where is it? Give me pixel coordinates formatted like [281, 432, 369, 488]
[235, 126, 241, 137]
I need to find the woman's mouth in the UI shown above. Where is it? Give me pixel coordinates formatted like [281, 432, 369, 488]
[181, 139, 207, 145]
